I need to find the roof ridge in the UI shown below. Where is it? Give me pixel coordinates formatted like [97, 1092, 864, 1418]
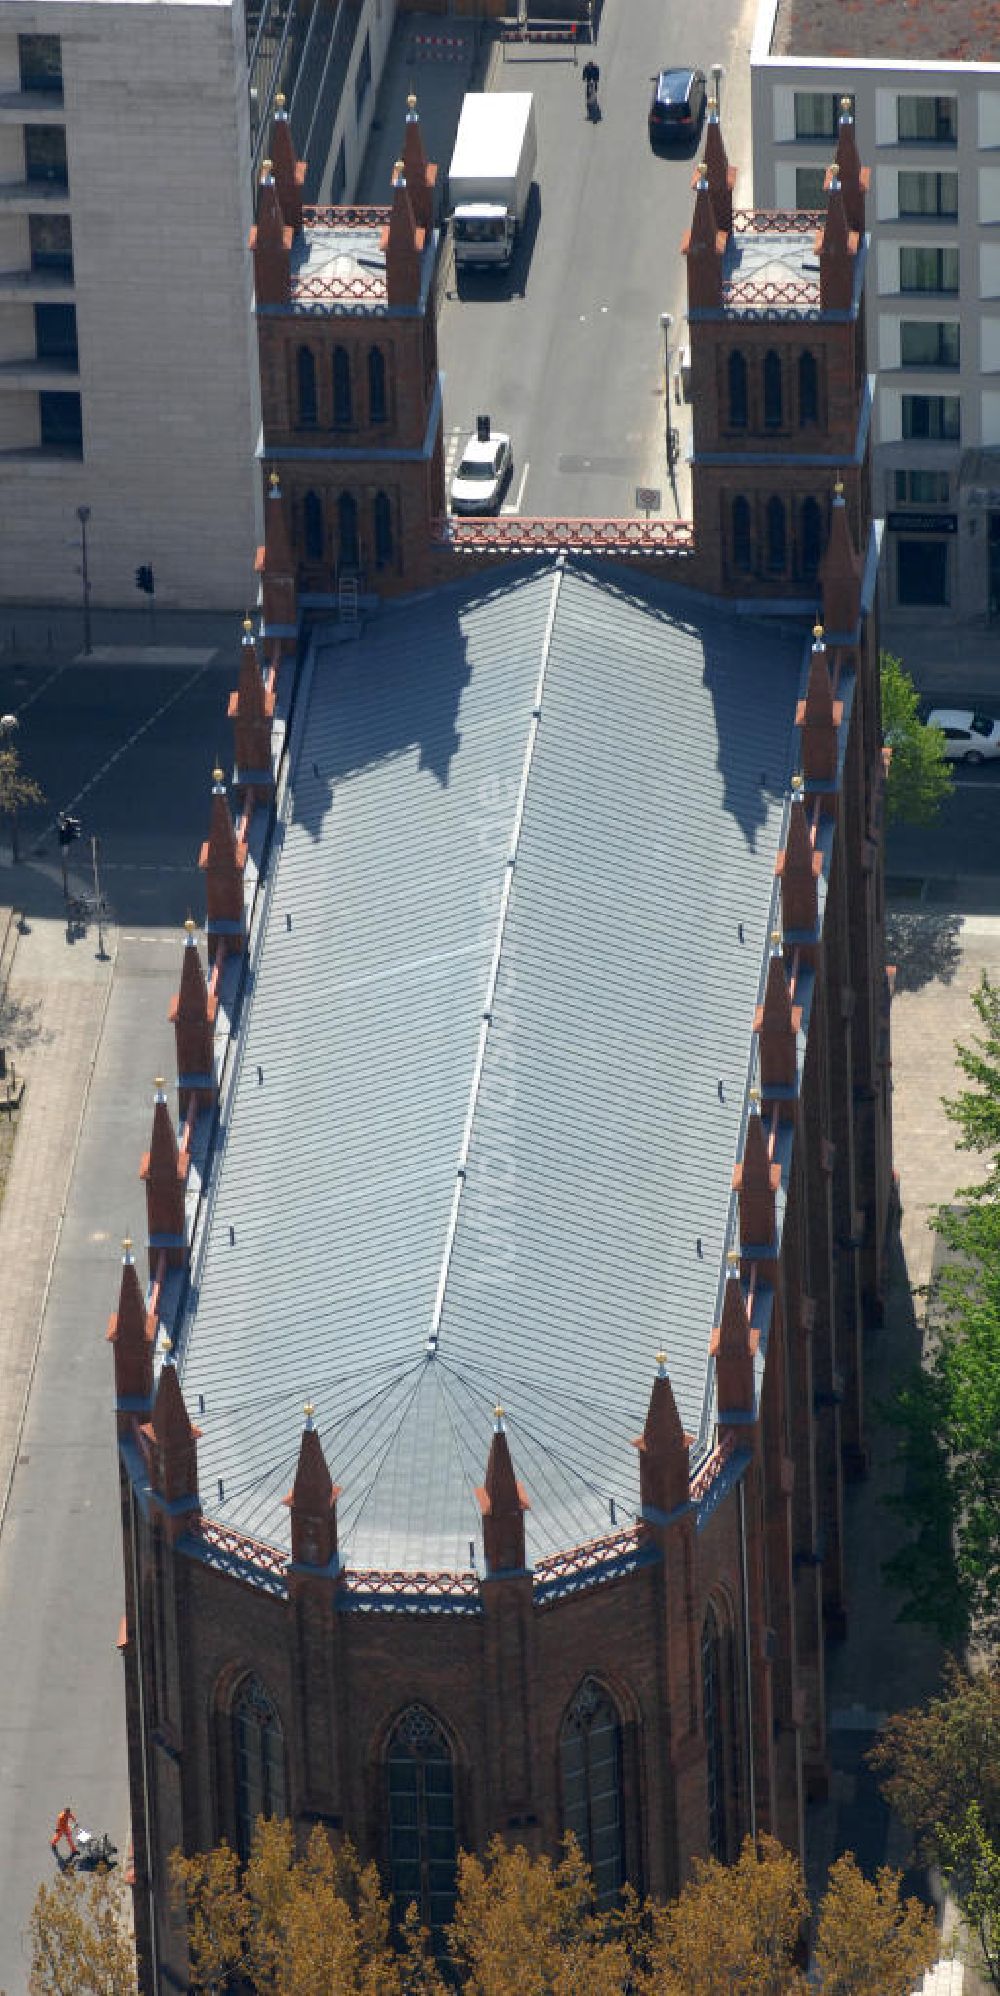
[425, 559, 567, 1360]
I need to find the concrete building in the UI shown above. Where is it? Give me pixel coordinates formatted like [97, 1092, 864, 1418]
[110, 102, 895, 1992]
[0, 0, 261, 610]
[750, 0, 1000, 628]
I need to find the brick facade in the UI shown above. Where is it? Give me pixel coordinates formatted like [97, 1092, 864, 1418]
[112, 100, 892, 1994]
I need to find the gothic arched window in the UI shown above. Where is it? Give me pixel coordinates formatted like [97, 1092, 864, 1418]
[368, 344, 387, 423]
[232, 1676, 286, 1861]
[386, 1706, 457, 1947]
[296, 345, 317, 427]
[333, 345, 352, 426]
[766, 495, 787, 573]
[560, 1678, 625, 1908]
[338, 490, 359, 570]
[763, 349, 783, 429]
[702, 1605, 728, 1860]
[304, 489, 323, 561]
[732, 495, 752, 571]
[728, 350, 748, 429]
[801, 495, 823, 579]
[374, 489, 393, 567]
[798, 350, 819, 427]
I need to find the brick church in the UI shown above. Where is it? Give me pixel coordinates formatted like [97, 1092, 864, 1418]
[109, 93, 891, 1991]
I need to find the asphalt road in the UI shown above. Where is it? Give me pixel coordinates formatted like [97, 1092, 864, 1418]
[0, 648, 236, 932]
[888, 762, 1000, 904]
[437, 0, 758, 522]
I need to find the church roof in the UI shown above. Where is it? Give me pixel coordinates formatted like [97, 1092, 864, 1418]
[177, 560, 805, 1571]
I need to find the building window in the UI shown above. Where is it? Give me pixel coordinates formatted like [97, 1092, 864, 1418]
[728, 350, 748, 429]
[296, 345, 317, 426]
[801, 496, 823, 578]
[893, 468, 950, 505]
[897, 538, 949, 606]
[386, 1706, 457, 1948]
[794, 92, 852, 140]
[368, 345, 387, 424]
[304, 489, 324, 561]
[731, 496, 752, 571]
[24, 125, 67, 188]
[898, 170, 958, 219]
[902, 394, 960, 441]
[34, 302, 77, 363]
[795, 166, 828, 210]
[766, 496, 787, 572]
[763, 350, 783, 429]
[899, 245, 959, 294]
[354, 32, 372, 119]
[798, 351, 819, 426]
[29, 213, 72, 276]
[232, 1677, 286, 1861]
[897, 95, 957, 144]
[39, 390, 81, 454]
[338, 490, 359, 570]
[560, 1679, 625, 1909]
[18, 33, 62, 94]
[900, 321, 959, 369]
[374, 490, 393, 567]
[332, 346, 352, 426]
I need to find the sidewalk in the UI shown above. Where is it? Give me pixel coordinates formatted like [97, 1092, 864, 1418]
[0, 870, 115, 1534]
[804, 900, 1000, 1995]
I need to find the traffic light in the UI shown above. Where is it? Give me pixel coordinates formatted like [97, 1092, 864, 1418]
[57, 813, 82, 848]
[135, 564, 154, 595]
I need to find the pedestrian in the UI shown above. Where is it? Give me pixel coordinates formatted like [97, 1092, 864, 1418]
[583, 57, 600, 115]
[51, 1804, 78, 1867]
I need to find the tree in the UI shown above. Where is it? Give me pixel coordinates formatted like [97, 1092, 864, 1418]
[28, 1866, 137, 1996]
[0, 742, 43, 864]
[939, 1802, 1000, 1991]
[811, 1852, 939, 1996]
[170, 1818, 442, 1994]
[883, 972, 1000, 1642]
[646, 1833, 809, 1995]
[880, 650, 952, 826]
[446, 1835, 634, 1995]
[870, 1663, 1000, 1863]
[871, 1670, 1000, 1992]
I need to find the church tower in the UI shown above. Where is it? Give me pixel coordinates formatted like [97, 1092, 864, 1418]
[685, 98, 871, 601]
[250, 94, 446, 600]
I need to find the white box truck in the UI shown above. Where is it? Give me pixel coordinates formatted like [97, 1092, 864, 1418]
[448, 93, 537, 271]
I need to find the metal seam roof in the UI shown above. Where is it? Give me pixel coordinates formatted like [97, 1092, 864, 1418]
[179, 560, 805, 1571]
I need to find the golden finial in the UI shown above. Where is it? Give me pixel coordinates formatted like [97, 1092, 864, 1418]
[812, 622, 824, 641]
[304, 1399, 315, 1423]
[749, 1086, 761, 1105]
[840, 94, 852, 113]
[407, 91, 417, 113]
[122, 1235, 133, 1256]
[269, 469, 280, 492]
[275, 92, 286, 111]
[154, 1075, 165, 1091]
[212, 766, 225, 784]
[791, 772, 804, 792]
[262, 158, 273, 180]
[834, 478, 844, 497]
[184, 916, 196, 936]
[726, 1248, 741, 1268]
[493, 1402, 505, 1424]
[771, 927, 782, 946]
[655, 1349, 668, 1375]
[243, 615, 253, 635]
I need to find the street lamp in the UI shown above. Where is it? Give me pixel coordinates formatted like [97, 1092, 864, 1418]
[711, 63, 725, 119]
[76, 504, 92, 657]
[660, 311, 673, 402]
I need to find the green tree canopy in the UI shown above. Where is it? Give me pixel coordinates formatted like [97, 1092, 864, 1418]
[880, 650, 953, 826]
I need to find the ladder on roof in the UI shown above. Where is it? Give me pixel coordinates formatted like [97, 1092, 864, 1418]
[338, 574, 359, 625]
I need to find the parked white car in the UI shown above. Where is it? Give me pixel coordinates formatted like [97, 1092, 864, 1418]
[450, 424, 513, 516]
[924, 708, 1000, 764]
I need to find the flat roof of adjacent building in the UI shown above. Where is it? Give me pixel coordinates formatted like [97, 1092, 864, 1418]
[771, 0, 998, 63]
[177, 560, 806, 1573]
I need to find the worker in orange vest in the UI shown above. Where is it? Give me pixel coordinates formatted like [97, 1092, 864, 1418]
[51, 1805, 78, 1866]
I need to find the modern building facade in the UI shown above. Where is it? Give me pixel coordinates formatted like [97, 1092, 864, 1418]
[751, 0, 1000, 624]
[111, 104, 894, 1994]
